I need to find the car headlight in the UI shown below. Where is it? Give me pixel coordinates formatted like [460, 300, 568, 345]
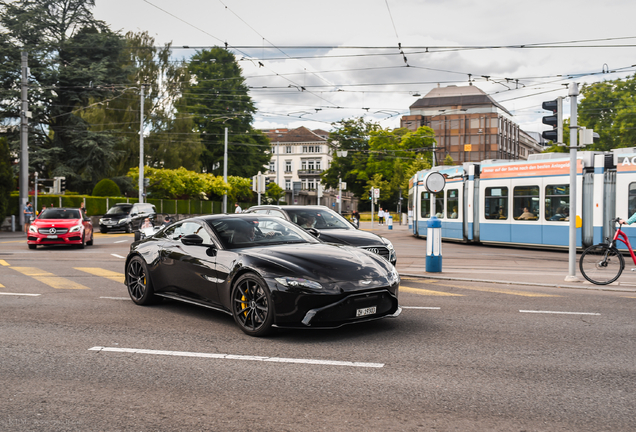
[275, 277, 323, 290]
[29, 225, 38, 233]
[118, 218, 128, 224]
[69, 224, 83, 233]
[382, 237, 394, 251]
[99, 218, 104, 224]
[387, 268, 399, 285]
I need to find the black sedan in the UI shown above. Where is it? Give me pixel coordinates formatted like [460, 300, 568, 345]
[125, 214, 401, 336]
[243, 205, 397, 266]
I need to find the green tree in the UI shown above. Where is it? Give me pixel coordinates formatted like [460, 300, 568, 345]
[579, 75, 636, 150]
[0, 137, 14, 222]
[127, 166, 229, 200]
[265, 182, 285, 203]
[183, 48, 270, 177]
[92, 178, 121, 197]
[322, 118, 381, 198]
[443, 154, 455, 165]
[0, 0, 130, 193]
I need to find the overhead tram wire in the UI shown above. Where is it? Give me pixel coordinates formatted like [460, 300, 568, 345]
[142, 0, 340, 110]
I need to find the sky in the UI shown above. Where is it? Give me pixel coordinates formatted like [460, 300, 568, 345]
[93, 0, 636, 135]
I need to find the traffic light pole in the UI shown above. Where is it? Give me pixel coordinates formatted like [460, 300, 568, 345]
[565, 83, 580, 282]
[139, 84, 145, 203]
[19, 52, 29, 229]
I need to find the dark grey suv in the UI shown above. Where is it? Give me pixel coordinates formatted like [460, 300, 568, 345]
[99, 203, 157, 233]
[243, 205, 397, 266]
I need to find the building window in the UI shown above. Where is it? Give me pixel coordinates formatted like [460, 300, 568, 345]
[316, 160, 321, 170]
[301, 179, 307, 190]
[285, 179, 291, 190]
[315, 145, 321, 153]
[308, 161, 314, 170]
[269, 161, 275, 172]
[286, 146, 292, 154]
[308, 179, 315, 190]
[285, 161, 292, 173]
[301, 161, 307, 170]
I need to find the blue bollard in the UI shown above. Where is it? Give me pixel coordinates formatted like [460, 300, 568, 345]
[426, 216, 442, 272]
[387, 215, 393, 230]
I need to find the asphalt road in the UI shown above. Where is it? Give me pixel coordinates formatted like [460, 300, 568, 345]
[1, 231, 635, 431]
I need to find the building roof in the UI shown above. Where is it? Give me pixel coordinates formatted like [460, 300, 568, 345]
[262, 126, 327, 143]
[410, 85, 512, 116]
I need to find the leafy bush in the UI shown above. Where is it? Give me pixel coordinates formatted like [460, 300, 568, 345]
[92, 179, 122, 197]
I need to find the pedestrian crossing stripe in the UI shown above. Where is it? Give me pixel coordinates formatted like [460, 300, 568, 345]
[400, 286, 463, 296]
[74, 267, 125, 284]
[10, 267, 89, 290]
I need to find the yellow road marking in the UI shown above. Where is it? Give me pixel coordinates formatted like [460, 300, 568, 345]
[621, 296, 636, 299]
[401, 278, 561, 297]
[0, 240, 24, 244]
[0, 259, 10, 266]
[401, 286, 463, 296]
[11, 267, 89, 290]
[75, 267, 125, 284]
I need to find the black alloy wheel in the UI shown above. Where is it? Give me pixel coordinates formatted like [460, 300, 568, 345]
[77, 234, 85, 249]
[126, 256, 158, 305]
[231, 273, 274, 337]
[100, 228, 107, 234]
[28, 244, 36, 250]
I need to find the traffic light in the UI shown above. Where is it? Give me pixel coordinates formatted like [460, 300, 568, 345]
[368, 188, 373, 200]
[542, 97, 563, 143]
[60, 177, 66, 193]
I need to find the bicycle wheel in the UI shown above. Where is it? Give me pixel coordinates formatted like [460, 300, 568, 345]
[579, 244, 624, 285]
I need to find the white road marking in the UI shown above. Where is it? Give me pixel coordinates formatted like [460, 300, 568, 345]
[402, 306, 441, 310]
[519, 310, 601, 316]
[114, 240, 128, 243]
[0, 292, 41, 296]
[111, 254, 125, 259]
[99, 296, 131, 300]
[88, 346, 384, 368]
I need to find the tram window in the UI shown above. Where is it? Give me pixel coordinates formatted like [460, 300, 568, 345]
[545, 185, 570, 221]
[513, 186, 539, 220]
[447, 189, 459, 219]
[435, 192, 444, 218]
[629, 183, 636, 218]
[420, 192, 431, 218]
[485, 187, 508, 220]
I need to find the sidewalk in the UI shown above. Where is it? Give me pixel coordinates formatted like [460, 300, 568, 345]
[359, 221, 636, 293]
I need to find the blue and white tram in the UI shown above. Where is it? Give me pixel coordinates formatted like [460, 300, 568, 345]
[408, 150, 636, 249]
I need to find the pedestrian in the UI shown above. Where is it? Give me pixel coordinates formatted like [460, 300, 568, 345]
[234, 202, 242, 213]
[23, 201, 34, 233]
[378, 208, 384, 225]
[79, 201, 87, 216]
[161, 216, 171, 227]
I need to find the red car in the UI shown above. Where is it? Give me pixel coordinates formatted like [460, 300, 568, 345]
[27, 207, 94, 249]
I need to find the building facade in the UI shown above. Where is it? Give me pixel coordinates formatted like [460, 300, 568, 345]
[400, 85, 542, 163]
[261, 127, 357, 212]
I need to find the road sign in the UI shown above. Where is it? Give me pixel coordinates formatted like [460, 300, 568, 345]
[373, 188, 380, 199]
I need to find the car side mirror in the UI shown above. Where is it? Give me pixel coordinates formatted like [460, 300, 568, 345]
[304, 227, 320, 238]
[181, 234, 204, 246]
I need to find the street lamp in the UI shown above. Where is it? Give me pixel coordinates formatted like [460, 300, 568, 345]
[336, 150, 348, 213]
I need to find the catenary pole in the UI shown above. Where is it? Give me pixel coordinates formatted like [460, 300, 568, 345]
[565, 83, 580, 281]
[19, 52, 29, 229]
[223, 127, 228, 213]
[139, 84, 145, 203]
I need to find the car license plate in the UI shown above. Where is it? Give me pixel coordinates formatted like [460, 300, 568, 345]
[356, 306, 376, 317]
[47, 235, 58, 239]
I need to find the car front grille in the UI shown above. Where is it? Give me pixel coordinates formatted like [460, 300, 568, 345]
[38, 228, 69, 234]
[362, 245, 390, 260]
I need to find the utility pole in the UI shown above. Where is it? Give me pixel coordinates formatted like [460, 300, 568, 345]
[139, 84, 145, 203]
[276, 141, 280, 204]
[565, 83, 580, 282]
[222, 127, 228, 213]
[19, 52, 29, 229]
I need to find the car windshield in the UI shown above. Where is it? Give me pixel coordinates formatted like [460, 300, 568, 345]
[106, 206, 131, 216]
[285, 208, 352, 230]
[207, 216, 320, 249]
[39, 209, 81, 220]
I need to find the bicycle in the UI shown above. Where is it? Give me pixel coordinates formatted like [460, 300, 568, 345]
[579, 217, 636, 285]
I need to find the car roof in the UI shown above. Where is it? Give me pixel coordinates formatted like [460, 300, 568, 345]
[248, 205, 330, 210]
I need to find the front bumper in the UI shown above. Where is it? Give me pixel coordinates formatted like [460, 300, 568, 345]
[270, 286, 400, 329]
[27, 232, 83, 245]
[100, 221, 128, 230]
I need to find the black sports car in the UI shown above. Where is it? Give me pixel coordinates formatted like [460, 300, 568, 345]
[125, 214, 401, 336]
[243, 205, 397, 266]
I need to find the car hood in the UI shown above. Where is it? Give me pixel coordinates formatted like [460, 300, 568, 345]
[33, 219, 82, 227]
[245, 243, 392, 285]
[314, 228, 385, 247]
